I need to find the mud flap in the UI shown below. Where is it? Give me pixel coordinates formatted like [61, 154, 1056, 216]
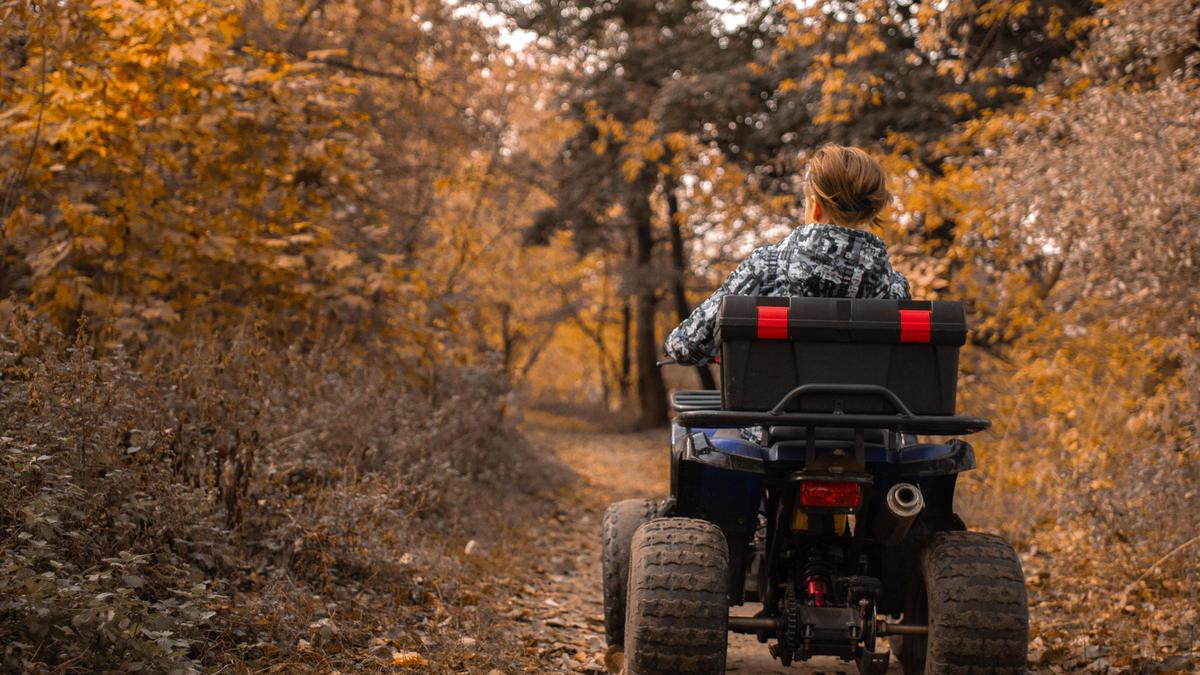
[857, 650, 891, 675]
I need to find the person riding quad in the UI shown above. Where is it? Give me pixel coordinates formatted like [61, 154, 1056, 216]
[664, 144, 911, 365]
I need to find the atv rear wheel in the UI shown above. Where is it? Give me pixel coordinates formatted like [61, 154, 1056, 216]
[601, 498, 659, 646]
[624, 518, 729, 675]
[892, 531, 1028, 674]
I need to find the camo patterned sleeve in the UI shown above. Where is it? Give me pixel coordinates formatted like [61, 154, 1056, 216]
[863, 250, 912, 300]
[663, 246, 772, 365]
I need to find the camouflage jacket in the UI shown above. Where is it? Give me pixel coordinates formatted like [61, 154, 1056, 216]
[664, 223, 911, 365]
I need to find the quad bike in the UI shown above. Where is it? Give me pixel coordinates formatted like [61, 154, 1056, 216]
[603, 296, 1029, 674]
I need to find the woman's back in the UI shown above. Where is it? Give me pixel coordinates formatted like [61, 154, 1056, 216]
[664, 145, 910, 365]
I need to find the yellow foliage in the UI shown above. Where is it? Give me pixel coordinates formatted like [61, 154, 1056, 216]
[939, 92, 978, 115]
[2, 0, 402, 343]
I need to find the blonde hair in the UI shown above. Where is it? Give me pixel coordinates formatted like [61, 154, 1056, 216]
[803, 144, 891, 227]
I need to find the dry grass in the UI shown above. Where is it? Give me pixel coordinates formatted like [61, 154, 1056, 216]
[956, 350, 1200, 670]
[0, 312, 571, 673]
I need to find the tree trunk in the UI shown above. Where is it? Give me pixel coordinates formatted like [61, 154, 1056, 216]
[629, 175, 668, 427]
[499, 302, 514, 372]
[619, 240, 633, 407]
[665, 176, 718, 390]
[597, 340, 612, 408]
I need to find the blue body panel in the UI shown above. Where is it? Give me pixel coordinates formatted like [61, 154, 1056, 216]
[694, 424, 960, 466]
[672, 424, 971, 531]
[708, 434, 766, 460]
[683, 429, 765, 532]
[766, 441, 959, 464]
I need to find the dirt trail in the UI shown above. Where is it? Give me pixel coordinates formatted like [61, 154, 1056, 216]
[500, 408, 900, 674]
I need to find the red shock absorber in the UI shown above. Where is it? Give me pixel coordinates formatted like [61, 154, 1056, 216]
[801, 554, 832, 607]
[805, 575, 829, 607]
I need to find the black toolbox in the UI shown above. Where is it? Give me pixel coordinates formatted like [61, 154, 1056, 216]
[716, 296, 968, 415]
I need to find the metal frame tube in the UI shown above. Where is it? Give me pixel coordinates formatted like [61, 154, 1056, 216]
[876, 621, 929, 636]
[677, 409, 990, 435]
[728, 616, 781, 633]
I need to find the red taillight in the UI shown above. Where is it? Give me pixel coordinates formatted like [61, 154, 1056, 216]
[799, 481, 862, 508]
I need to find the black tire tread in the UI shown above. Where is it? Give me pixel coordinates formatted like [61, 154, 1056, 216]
[923, 531, 1029, 673]
[624, 518, 729, 675]
[601, 498, 658, 647]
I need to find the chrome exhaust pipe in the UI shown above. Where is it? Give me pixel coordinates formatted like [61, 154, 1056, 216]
[874, 483, 924, 545]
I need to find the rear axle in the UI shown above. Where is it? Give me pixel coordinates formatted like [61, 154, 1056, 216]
[727, 615, 929, 636]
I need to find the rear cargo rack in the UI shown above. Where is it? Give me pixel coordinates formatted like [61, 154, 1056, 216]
[674, 383, 989, 435]
[670, 390, 723, 412]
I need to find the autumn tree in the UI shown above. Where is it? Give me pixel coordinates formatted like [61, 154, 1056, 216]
[0, 1, 586, 671]
[249, 1, 595, 385]
[492, 0, 781, 425]
[0, 0, 413, 343]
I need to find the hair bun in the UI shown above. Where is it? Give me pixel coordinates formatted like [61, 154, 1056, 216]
[804, 144, 890, 226]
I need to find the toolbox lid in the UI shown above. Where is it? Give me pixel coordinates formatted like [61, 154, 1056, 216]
[716, 296, 967, 346]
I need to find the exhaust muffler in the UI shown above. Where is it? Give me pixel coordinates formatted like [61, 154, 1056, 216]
[874, 483, 924, 545]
